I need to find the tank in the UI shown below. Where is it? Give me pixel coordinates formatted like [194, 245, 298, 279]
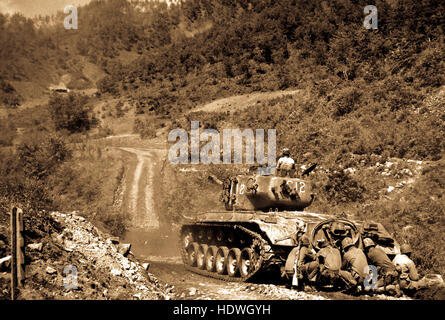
[179, 169, 400, 282]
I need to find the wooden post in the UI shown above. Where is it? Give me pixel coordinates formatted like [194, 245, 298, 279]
[10, 207, 17, 300]
[16, 208, 25, 287]
[10, 207, 25, 300]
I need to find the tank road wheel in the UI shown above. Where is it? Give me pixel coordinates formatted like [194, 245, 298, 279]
[215, 246, 229, 274]
[227, 230, 236, 244]
[182, 229, 194, 249]
[216, 230, 224, 242]
[187, 242, 200, 266]
[205, 246, 218, 272]
[239, 248, 255, 278]
[197, 244, 208, 270]
[206, 229, 214, 242]
[227, 248, 242, 277]
[197, 229, 205, 242]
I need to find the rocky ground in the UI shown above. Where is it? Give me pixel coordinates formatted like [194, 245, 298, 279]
[0, 211, 168, 300]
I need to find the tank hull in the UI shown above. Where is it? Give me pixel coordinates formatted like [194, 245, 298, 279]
[179, 210, 400, 282]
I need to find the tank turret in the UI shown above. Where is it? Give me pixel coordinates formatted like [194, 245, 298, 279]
[221, 173, 315, 211]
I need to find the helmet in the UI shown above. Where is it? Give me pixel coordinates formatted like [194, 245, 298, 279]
[400, 244, 412, 254]
[330, 222, 347, 236]
[341, 237, 354, 250]
[282, 148, 290, 156]
[300, 235, 310, 246]
[317, 238, 327, 248]
[363, 238, 375, 248]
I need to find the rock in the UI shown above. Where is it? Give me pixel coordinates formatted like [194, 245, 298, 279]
[118, 243, 131, 257]
[401, 168, 413, 176]
[46, 266, 57, 275]
[189, 287, 197, 296]
[122, 259, 131, 270]
[56, 234, 64, 244]
[0, 256, 11, 271]
[142, 263, 150, 271]
[27, 243, 43, 252]
[344, 167, 356, 175]
[110, 268, 122, 276]
[385, 161, 394, 168]
[387, 186, 395, 193]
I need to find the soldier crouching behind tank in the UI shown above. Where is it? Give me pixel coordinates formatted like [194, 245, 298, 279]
[340, 237, 369, 293]
[393, 244, 426, 294]
[314, 239, 357, 292]
[363, 238, 400, 295]
[294, 235, 319, 290]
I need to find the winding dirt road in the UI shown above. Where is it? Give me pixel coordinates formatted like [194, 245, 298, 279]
[119, 146, 166, 229]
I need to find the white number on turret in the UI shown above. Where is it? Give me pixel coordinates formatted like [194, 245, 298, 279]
[286, 181, 305, 193]
[239, 184, 245, 195]
[299, 182, 305, 193]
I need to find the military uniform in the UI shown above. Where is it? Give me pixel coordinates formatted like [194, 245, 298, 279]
[277, 148, 295, 177]
[366, 245, 398, 287]
[342, 246, 369, 283]
[298, 246, 319, 281]
[317, 245, 356, 289]
[393, 253, 421, 291]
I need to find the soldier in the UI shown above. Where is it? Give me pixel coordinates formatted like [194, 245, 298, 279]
[393, 244, 422, 292]
[316, 239, 356, 291]
[295, 235, 319, 290]
[341, 237, 369, 286]
[277, 148, 296, 177]
[363, 238, 399, 288]
[329, 222, 348, 249]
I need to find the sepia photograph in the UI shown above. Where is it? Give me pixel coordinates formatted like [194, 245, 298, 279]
[0, 0, 444, 311]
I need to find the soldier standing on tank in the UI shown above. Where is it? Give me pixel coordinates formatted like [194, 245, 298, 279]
[277, 148, 296, 177]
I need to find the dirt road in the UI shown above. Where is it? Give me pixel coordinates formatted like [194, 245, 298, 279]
[119, 147, 166, 229]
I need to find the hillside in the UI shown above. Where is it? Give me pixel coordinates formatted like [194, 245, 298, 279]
[0, 0, 444, 300]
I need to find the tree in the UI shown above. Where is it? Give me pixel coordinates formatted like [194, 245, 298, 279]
[48, 94, 94, 133]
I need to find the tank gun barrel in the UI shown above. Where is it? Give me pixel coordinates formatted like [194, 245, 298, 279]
[208, 174, 224, 185]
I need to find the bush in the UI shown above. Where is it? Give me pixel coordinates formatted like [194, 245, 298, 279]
[97, 76, 119, 95]
[47, 94, 94, 133]
[17, 133, 71, 180]
[133, 118, 157, 139]
[0, 79, 21, 108]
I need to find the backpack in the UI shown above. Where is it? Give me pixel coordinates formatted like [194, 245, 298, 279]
[319, 247, 342, 271]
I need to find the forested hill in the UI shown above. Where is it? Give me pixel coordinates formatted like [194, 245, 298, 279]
[0, 0, 444, 280]
[1, 0, 444, 160]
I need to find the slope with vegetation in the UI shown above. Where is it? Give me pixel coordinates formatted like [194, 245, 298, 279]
[0, 0, 443, 298]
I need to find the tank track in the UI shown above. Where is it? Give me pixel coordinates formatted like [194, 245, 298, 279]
[179, 223, 268, 282]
